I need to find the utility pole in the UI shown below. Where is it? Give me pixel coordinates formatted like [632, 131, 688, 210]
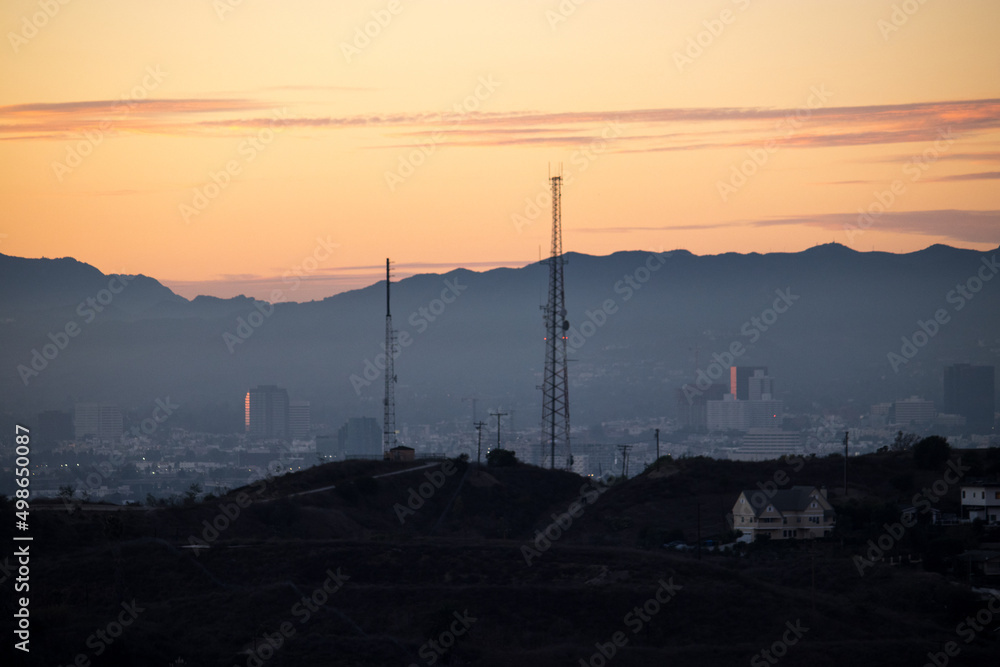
[655, 428, 660, 466]
[843, 431, 849, 497]
[617, 444, 632, 479]
[474, 421, 486, 465]
[491, 411, 508, 451]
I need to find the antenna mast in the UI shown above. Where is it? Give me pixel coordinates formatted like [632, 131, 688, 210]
[540, 168, 572, 469]
[383, 258, 397, 456]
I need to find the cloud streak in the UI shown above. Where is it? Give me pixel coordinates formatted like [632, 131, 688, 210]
[3, 97, 998, 157]
[578, 210, 1000, 245]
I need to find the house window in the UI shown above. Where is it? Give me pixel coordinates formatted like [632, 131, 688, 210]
[811, 502, 817, 508]
[962, 490, 966, 499]
[995, 492, 1000, 500]
[767, 506, 774, 512]
[741, 498, 746, 504]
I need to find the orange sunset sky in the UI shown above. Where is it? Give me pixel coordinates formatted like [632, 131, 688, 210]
[1, 0, 998, 302]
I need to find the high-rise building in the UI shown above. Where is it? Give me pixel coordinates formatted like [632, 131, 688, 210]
[74, 403, 123, 440]
[245, 385, 290, 439]
[730, 366, 768, 400]
[676, 383, 727, 430]
[289, 401, 311, 440]
[944, 364, 996, 434]
[338, 417, 382, 457]
[891, 396, 936, 426]
[748, 370, 774, 401]
[707, 395, 782, 432]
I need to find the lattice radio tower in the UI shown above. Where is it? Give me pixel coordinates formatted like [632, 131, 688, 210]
[541, 169, 572, 469]
[383, 258, 398, 456]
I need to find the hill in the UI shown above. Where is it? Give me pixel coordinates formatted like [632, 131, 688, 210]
[12, 449, 1000, 666]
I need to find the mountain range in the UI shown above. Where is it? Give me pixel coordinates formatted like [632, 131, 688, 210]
[2, 243, 998, 432]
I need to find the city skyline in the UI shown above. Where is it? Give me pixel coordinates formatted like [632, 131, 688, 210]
[2, 0, 998, 301]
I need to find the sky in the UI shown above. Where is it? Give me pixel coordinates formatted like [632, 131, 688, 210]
[1, 0, 998, 302]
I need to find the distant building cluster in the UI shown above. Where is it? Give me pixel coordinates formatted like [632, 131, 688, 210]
[868, 364, 996, 436]
[244, 385, 311, 440]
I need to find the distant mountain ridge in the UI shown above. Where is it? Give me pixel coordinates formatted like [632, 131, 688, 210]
[1, 244, 998, 429]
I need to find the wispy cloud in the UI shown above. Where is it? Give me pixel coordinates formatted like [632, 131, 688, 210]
[578, 210, 1000, 245]
[3, 96, 999, 157]
[924, 171, 1000, 182]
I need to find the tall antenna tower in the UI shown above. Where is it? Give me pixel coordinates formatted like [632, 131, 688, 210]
[383, 258, 397, 456]
[541, 168, 572, 469]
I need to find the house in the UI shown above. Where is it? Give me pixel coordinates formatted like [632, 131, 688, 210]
[960, 481, 1000, 523]
[731, 486, 835, 542]
[955, 550, 1000, 578]
[386, 445, 415, 462]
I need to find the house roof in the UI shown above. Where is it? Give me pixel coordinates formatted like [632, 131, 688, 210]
[738, 486, 828, 517]
[390, 445, 414, 451]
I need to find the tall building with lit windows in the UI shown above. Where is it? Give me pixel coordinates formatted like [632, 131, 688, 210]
[245, 385, 290, 439]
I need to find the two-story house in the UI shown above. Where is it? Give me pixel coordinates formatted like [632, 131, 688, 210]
[961, 481, 1000, 523]
[732, 486, 835, 542]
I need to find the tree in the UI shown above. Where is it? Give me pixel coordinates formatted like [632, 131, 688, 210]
[913, 435, 951, 470]
[892, 431, 918, 452]
[184, 482, 202, 504]
[58, 484, 76, 500]
[486, 448, 517, 467]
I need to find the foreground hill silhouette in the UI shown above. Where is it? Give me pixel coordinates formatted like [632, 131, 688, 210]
[15, 450, 1000, 666]
[3, 243, 999, 423]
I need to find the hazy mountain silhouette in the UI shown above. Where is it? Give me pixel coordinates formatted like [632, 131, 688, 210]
[2, 244, 998, 427]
